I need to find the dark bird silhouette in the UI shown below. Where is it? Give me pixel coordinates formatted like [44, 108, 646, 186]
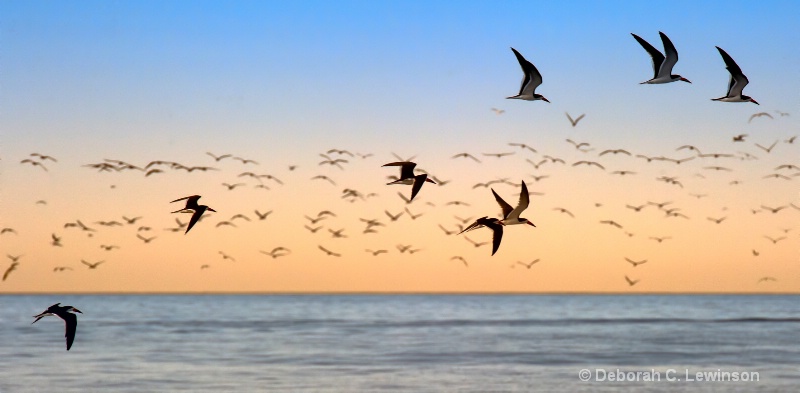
[625, 258, 647, 267]
[318, 245, 341, 257]
[3, 262, 19, 281]
[631, 31, 690, 84]
[517, 259, 540, 269]
[383, 161, 435, 202]
[81, 260, 105, 269]
[712, 46, 758, 104]
[507, 47, 549, 102]
[171, 195, 216, 234]
[32, 303, 82, 350]
[459, 217, 505, 256]
[565, 113, 585, 127]
[624, 276, 639, 287]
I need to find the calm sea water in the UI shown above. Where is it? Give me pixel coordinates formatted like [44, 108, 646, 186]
[0, 295, 798, 392]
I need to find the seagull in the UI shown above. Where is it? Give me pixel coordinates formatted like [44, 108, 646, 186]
[318, 245, 341, 257]
[712, 46, 758, 104]
[507, 47, 549, 102]
[631, 31, 691, 84]
[624, 276, 639, 287]
[491, 180, 536, 227]
[80, 260, 105, 269]
[32, 303, 82, 350]
[170, 195, 216, 234]
[459, 217, 505, 256]
[517, 259, 540, 269]
[382, 161, 435, 202]
[749, 112, 773, 123]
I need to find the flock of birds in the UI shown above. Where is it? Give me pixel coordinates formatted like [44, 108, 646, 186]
[3, 31, 798, 351]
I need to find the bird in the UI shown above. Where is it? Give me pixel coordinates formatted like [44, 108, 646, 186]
[755, 140, 778, 154]
[459, 217, 505, 256]
[32, 303, 82, 350]
[304, 225, 323, 233]
[491, 180, 536, 227]
[260, 247, 291, 259]
[624, 276, 640, 287]
[365, 249, 388, 256]
[630, 31, 691, 84]
[507, 47, 549, 102]
[732, 134, 748, 142]
[565, 113, 585, 127]
[404, 207, 423, 220]
[712, 46, 758, 104]
[254, 210, 273, 220]
[451, 256, 468, 267]
[1, 227, 17, 235]
[51, 233, 62, 247]
[385, 210, 404, 221]
[748, 112, 773, 123]
[763, 235, 786, 244]
[318, 245, 341, 257]
[517, 259, 540, 269]
[81, 260, 105, 269]
[451, 152, 481, 162]
[136, 234, 156, 243]
[625, 258, 647, 267]
[490, 108, 505, 115]
[221, 182, 246, 190]
[170, 195, 216, 234]
[382, 161, 435, 202]
[3, 262, 19, 281]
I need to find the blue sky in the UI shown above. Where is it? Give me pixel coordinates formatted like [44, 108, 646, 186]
[1, 1, 798, 292]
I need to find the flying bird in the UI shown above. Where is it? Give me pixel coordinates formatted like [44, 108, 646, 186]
[507, 47, 549, 102]
[748, 112, 773, 123]
[170, 195, 216, 234]
[382, 161, 435, 202]
[459, 217, 505, 256]
[565, 113, 585, 127]
[630, 31, 691, 84]
[625, 258, 648, 267]
[32, 303, 82, 350]
[81, 260, 105, 269]
[712, 46, 758, 104]
[318, 245, 341, 257]
[491, 180, 536, 227]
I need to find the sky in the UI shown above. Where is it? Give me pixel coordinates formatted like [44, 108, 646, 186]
[1, 0, 798, 293]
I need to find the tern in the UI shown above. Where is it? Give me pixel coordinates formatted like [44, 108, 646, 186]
[459, 217, 505, 256]
[631, 32, 691, 84]
[171, 195, 216, 234]
[382, 161, 435, 202]
[491, 180, 536, 227]
[32, 303, 82, 350]
[712, 46, 758, 104]
[507, 47, 549, 102]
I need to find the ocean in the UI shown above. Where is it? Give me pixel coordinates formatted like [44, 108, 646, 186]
[1, 294, 798, 392]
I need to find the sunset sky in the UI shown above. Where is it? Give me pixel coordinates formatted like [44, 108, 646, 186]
[1, 0, 798, 293]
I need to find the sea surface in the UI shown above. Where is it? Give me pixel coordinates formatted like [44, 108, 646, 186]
[0, 294, 798, 392]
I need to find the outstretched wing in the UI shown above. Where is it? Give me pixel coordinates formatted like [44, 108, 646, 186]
[631, 33, 664, 79]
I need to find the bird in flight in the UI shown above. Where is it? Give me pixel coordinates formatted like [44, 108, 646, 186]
[712, 46, 758, 104]
[507, 47, 549, 102]
[32, 303, 82, 350]
[318, 245, 341, 257]
[491, 180, 536, 227]
[624, 276, 640, 286]
[81, 260, 105, 269]
[171, 195, 216, 234]
[630, 31, 691, 84]
[382, 161, 435, 202]
[459, 217, 505, 256]
[565, 112, 585, 127]
[625, 258, 647, 267]
[517, 259, 540, 269]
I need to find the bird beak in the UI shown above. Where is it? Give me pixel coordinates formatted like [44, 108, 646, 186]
[750, 98, 759, 105]
[527, 221, 536, 227]
[541, 97, 551, 103]
[208, 208, 217, 212]
[72, 308, 82, 313]
[680, 77, 691, 83]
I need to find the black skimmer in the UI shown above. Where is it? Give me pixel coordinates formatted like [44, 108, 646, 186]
[382, 161, 435, 202]
[459, 217, 505, 256]
[491, 180, 536, 227]
[565, 112, 586, 127]
[170, 195, 216, 234]
[713, 46, 758, 104]
[631, 32, 691, 84]
[32, 303, 82, 350]
[507, 47, 549, 102]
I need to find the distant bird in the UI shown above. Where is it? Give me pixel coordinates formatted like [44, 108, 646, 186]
[459, 217, 505, 256]
[304, 225, 322, 233]
[7, 254, 23, 263]
[752, 250, 760, 257]
[385, 210, 404, 221]
[630, 31, 691, 84]
[53, 267, 73, 272]
[31, 153, 58, 162]
[254, 210, 273, 220]
[625, 258, 647, 267]
[760, 205, 788, 214]
[712, 46, 758, 104]
[624, 276, 640, 287]
[318, 245, 341, 257]
[649, 236, 672, 243]
[482, 152, 515, 159]
[51, 233, 62, 247]
[261, 247, 291, 259]
[490, 108, 505, 115]
[383, 161, 435, 202]
[755, 140, 778, 154]
[763, 235, 786, 244]
[707, 216, 727, 224]
[365, 249, 388, 256]
[517, 259, 540, 269]
[3, 262, 18, 281]
[757, 277, 777, 283]
[508, 142, 538, 153]
[732, 134, 747, 142]
[218, 251, 236, 261]
[99, 244, 119, 251]
[572, 161, 605, 170]
[311, 175, 337, 185]
[599, 149, 631, 157]
[451, 152, 481, 162]
[136, 234, 157, 243]
[1, 227, 17, 235]
[122, 216, 143, 225]
[552, 207, 574, 218]
[507, 47, 549, 102]
[20, 159, 48, 171]
[32, 303, 82, 350]
[404, 207, 423, 220]
[565, 112, 585, 127]
[451, 256, 468, 267]
[232, 156, 259, 165]
[748, 112, 773, 123]
[81, 260, 105, 269]
[221, 183, 246, 190]
[599, 220, 623, 229]
[170, 195, 216, 234]
[206, 152, 232, 161]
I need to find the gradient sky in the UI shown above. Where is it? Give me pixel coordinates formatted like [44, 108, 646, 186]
[1, 1, 798, 293]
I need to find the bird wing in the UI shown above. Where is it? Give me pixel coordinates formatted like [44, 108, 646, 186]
[510, 47, 543, 96]
[488, 222, 504, 256]
[631, 33, 665, 79]
[491, 189, 514, 219]
[716, 46, 748, 97]
[185, 208, 205, 234]
[657, 32, 679, 78]
[507, 180, 530, 220]
[63, 312, 78, 350]
[409, 174, 428, 201]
